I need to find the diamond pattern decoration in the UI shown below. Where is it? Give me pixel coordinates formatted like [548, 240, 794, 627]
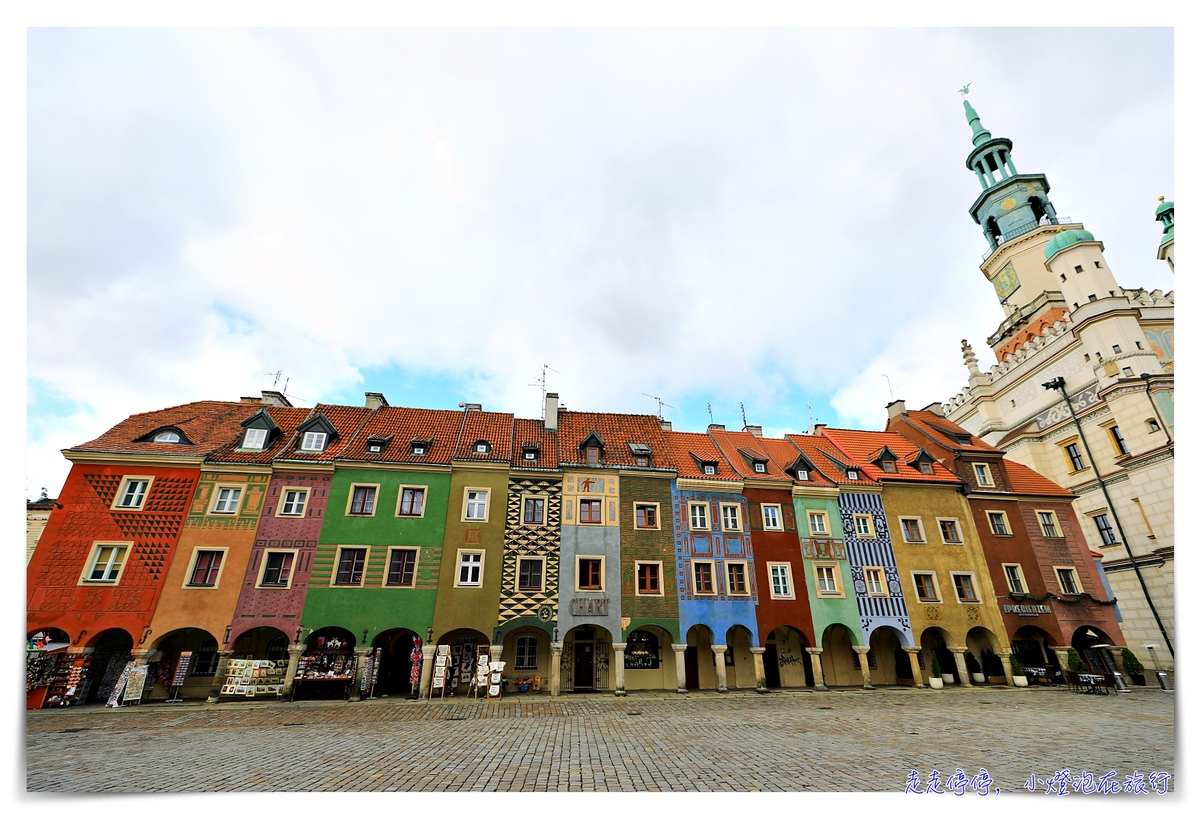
[499, 477, 562, 625]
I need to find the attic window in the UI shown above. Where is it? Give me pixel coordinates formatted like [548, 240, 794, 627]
[473, 440, 491, 455]
[300, 432, 327, 452]
[242, 428, 268, 450]
[795, 469, 809, 481]
[881, 460, 896, 473]
[918, 462, 933, 475]
[524, 450, 537, 461]
[411, 444, 427, 457]
[753, 462, 767, 473]
[703, 463, 716, 475]
[635, 457, 648, 467]
[585, 446, 599, 464]
[847, 470, 859, 480]
[368, 443, 383, 454]
[955, 434, 972, 445]
[153, 430, 181, 444]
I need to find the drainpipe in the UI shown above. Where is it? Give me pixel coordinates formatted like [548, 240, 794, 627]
[1041, 377, 1173, 656]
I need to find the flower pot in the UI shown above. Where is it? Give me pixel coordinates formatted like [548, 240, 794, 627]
[518, 683, 530, 693]
[928, 677, 944, 689]
[941, 673, 955, 685]
[971, 672, 986, 684]
[1129, 672, 1146, 686]
[1012, 675, 1028, 687]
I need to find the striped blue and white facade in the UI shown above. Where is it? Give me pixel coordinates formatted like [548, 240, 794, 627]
[837, 490, 913, 645]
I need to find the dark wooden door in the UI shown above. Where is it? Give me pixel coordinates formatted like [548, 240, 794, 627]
[684, 646, 699, 690]
[574, 642, 594, 690]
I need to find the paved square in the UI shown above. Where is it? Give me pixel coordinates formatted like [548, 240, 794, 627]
[26, 686, 1174, 793]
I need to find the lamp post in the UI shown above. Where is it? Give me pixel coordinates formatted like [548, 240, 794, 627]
[1042, 377, 1173, 656]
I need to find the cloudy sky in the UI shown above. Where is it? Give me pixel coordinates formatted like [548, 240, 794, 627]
[26, 27, 1173, 498]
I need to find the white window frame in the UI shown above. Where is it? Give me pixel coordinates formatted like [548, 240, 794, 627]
[208, 484, 244, 516]
[277, 487, 310, 517]
[760, 503, 783, 531]
[795, 469, 809, 481]
[936, 517, 964, 544]
[455, 549, 485, 587]
[863, 566, 887, 597]
[807, 510, 830, 536]
[898, 516, 926, 544]
[1055, 566, 1082, 595]
[516, 556, 546, 593]
[79, 541, 133, 585]
[911, 571, 941, 603]
[111, 476, 153, 511]
[575, 555, 606, 592]
[691, 560, 716, 595]
[1002, 563, 1028, 595]
[634, 502, 661, 530]
[153, 430, 181, 444]
[396, 485, 428, 518]
[183, 547, 229, 589]
[300, 431, 328, 452]
[813, 562, 842, 597]
[766, 562, 794, 600]
[950, 571, 981, 603]
[256, 549, 298, 589]
[753, 461, 767, 474]
[688, 502, 710, 531]
[463, 488, 490, 522]
[985, 509, 1011, 537]
[852, 513, 876, 539]
[720, 503, 742, 532]
[241, 427, 268, 451]
[383, 546, 420, 588]
[702, 464, 717, 475]
[972, 462, 994, 486]
[635, 561, 663, 596]
[345, 483, 380, 517]
[726, 560, 751, 596]
[331, 545, 370, 587]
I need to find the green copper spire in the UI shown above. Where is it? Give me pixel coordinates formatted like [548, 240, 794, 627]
[964, 99, 992, 147]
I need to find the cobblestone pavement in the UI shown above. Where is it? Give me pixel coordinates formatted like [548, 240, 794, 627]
[27, 686, 1174, 793]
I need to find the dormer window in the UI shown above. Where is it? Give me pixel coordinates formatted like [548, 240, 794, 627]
[368, 443, 383, 453]
[364, 435, 392, 455]
[524, 450, 537, 461]
[243, 428, 268, 450]
[585, 446, 599, 464]
[153, 430, 181, 444]
[522, 444, 539, 462]
[301, 431, 327, 452]
[703, 464, 716, 475]
[881, 460, 896, 473]
[628, 443, 651, 467]
[795, 469, 809, 480]
[473, 440, 491, 455]
[753, 462, 767, 473]
[635, 457, 648, 467]
[847, 470, 858, 480]
[918, 462, 933, 475]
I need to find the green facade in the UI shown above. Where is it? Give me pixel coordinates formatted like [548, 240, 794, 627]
[792, 492, 863, 644]
[300, 466, 451, 644]
[619, 475, 680, 642]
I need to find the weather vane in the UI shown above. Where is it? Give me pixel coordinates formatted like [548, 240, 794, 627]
[958, 82, 972, 98]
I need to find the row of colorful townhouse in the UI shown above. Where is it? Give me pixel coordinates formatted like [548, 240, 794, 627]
[26, 389, 1128, 707]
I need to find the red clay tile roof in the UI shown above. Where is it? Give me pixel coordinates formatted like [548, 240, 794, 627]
[71, 400, 262, 457]
[708, 429, 792, 483]
[902, 410, 1001, 453]
[206, 406, 313, 464]
[664, 430, 739, 480]
[1004, 459, 1074, 498]
[820, 428, 961, 484]
[783, 434, 876, 486]
[452, 410, 515, 463]
[754, 436, 838, 488]
[511, 417, 560, 469]
[336, 406, 463, 466]
[275, 404, 373, 463]
[557, 411, 672, 470]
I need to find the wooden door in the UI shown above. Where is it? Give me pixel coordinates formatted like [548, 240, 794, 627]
[573, 642, 594, 690]
[684, 646, 699, 690]
[763, 644, 781, 688]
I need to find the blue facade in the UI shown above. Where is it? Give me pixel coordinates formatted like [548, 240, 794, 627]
[672, 484, 759, 646]
[837, 491, 913, 646]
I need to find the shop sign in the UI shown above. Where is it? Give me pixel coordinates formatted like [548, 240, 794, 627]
[568, 597, 610, 617]
[1003, 604, 1052, 616]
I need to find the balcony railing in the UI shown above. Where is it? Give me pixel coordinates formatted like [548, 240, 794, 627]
[982, 216, 1074, 260]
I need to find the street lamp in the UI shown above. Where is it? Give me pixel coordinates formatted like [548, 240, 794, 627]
[1042, 377, 1173, 656]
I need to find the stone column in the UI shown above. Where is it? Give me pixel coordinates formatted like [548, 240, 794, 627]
[672, 643, 688, 693]
[806, 647, 828, 691]
[349, 647, 371, 702]
[750, 647, 768, 693]
[998, 645, 1015, 686]
[852, 645, 875, 689]
[205, 650, 235, 703]
[612, 642, 627, 697]
[489, 643, 503, 663]
[903, 646, 925, 688]
[549, 642, 563, 697]
[949, 646, 972, 687]
[281, 644, 305, 699]
[712, 645, 729, 693]
[418, 644, 436, 700]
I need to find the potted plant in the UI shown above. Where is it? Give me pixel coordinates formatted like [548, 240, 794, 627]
[965, 651, 986, 684]
[928, 652, 944, 689]
[1010, 653, 1028, 687]
[1067, 647, 1087, 673]
[1120, 648, 1146, 686]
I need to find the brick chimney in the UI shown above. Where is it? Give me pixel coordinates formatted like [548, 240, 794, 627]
[365, 392, 389, 410]
[545, 392, 559, 432]
[659, 419, 672, 432]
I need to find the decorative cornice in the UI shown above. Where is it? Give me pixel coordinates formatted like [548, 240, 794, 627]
[62, 450, 204, 467]
[676, 478, 743, 493]
[332, 460, 452, 474]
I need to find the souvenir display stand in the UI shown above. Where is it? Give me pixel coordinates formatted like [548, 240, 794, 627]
[165, 651, 193, 703]
[487, 661, 505, 700]
[221, 659, 285, 699]
[362, 647, 383, 699]
[36, 654, 90, 709]
[470, 646, 489, 698]
[430, 645, 451, 700]
[293, 635, 355, 701]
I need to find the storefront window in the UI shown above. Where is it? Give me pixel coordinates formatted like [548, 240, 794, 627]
[515, 636, 539, 670]
[625, 630, 660, 669]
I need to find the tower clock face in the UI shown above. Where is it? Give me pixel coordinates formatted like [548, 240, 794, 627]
[992, 262, 1020, 302]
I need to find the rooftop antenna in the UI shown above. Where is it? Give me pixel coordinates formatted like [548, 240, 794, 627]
[706, 403, 714, 424]
[882, 373, 894, 401]
[642, 393, 673, 421]
[265, 370, 283, 390]
[807, 402, 815, 426]
[527, 363, 560, 418]
[740, 402, 748, 428]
